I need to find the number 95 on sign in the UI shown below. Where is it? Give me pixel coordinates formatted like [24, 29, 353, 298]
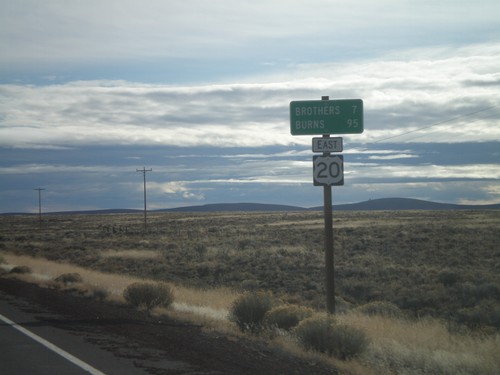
[313, 155, 344, 186]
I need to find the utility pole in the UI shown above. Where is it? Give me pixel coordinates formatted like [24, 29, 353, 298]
[34, 187, 45, 228]
[136, 167, 152, 230]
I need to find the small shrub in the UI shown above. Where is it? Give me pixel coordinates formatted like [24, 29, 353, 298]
[294, 316, 369, 360]
[357, 301, 402, 318]
[196, 263, 212, 277]
[230, 291, 273, 332]
[456, 301, 500, 329]
[9, 265, 32, 274]
[264, 305, 314, 331]
[123, 282, 174, 312]
[240, 279, 261, 291]
[438, 269, 460, 286]
[341, 280, 375, 302]
[54, 273, 83, 285]
[87, 287, 109, 301]
[295, 316, 337, 354]
[475, 282, 499, 299]
[193, 243, 208, 257]
[327, 324, 369, 360]
[237, 239, 256, 251]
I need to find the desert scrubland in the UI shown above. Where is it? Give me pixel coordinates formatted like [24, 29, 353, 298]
[1, 209, 499, 375]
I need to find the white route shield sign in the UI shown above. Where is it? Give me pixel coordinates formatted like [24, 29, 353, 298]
[313, 155, 344, 186]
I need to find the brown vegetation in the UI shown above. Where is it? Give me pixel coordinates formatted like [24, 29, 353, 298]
[1, 209, 499, 374]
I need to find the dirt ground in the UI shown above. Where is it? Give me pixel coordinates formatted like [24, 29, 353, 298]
[0, 277, 336, 374]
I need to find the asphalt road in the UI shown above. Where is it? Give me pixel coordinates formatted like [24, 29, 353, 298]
[0, 290, 165, 375]
[0, 277, 336, 375]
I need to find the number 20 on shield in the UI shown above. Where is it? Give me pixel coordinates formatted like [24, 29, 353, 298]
[313, 155, 344, 186]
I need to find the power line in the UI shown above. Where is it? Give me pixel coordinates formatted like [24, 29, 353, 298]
[405, 110, 498, 142]
[373, 104, 500, 143]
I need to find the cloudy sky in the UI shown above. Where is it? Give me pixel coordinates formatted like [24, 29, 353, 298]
[1, 1, 499, 213]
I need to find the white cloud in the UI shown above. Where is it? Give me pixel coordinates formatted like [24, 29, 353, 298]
[368, 154, 417, 160]
[350, 162, 500, 180]
[1, 43, 500, 150]
[0, 163, 127, 175]
[2, 2, 500, 212]
[148, 181, 205, 201]
[458, 198, 499, 205]
[3, 1, 499, 67]
[483, 184, 500, 197]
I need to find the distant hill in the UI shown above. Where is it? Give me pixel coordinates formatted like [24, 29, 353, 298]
[0, 208, 141, 216]
[52, 208, 142, 215]
[164, 198, 500, 212]
[160, 202, 307, 213]
[2, 198, 499, 215]
[312, 198, 500, 211]
[159, 198, 500, 212]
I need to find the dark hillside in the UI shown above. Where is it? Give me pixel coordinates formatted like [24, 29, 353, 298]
[312, 198, 500, 211]
[2, 198, 499, 216]
[161, 202, 307, 212]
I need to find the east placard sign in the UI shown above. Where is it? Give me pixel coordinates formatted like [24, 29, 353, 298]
[290, 99, 363, 135]
[312, 137, 343, 153]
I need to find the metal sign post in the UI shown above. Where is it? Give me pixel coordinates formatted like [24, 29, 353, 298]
[289, 95, 364, 315]
[321, 132, 336, 314]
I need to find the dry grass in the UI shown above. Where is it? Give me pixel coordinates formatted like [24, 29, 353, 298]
[3, 253, 137, 295]
[100, 249, 161, 260]
[339, 313, 500, 375]
[2, 252, 236, 321]
[166, 284, 237, 325]
[3, 252, 500, 375]
[172, 283, 238, 310]
[1, 210, 499, 375]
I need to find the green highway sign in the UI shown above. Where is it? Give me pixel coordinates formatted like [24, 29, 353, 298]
[290, 99, 363, 135]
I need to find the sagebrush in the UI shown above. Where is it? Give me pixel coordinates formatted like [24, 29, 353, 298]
[123, 282, 174, 311]
[230, 290, 273, 332]
[264, 305, 314, 330]
[294, 316, 369, 360]
[54, 272, 83, 285]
